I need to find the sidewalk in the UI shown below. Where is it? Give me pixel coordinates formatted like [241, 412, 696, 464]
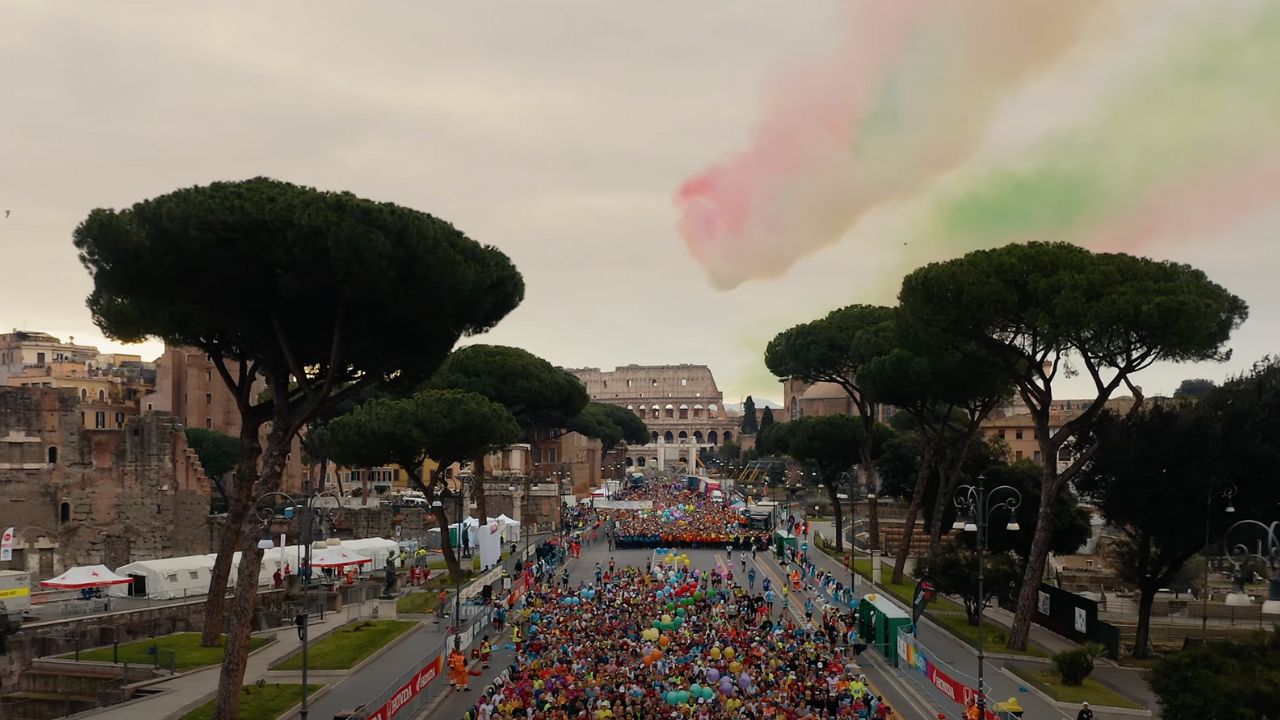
[79, 606, 356, 720]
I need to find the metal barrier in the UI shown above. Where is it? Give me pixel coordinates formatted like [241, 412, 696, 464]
[350, 606, 494, 720]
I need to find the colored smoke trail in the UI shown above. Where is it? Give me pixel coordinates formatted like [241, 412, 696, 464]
[675, 0, 1104, 291]
[928, 2, 1280, 256]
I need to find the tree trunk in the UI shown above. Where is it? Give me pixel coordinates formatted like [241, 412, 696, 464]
[1008, 459, 1060, 650]
[472, 454, 488, 524]
[859, 439, 881, 552]
[210, 421, 292, 720]
[433, 496, 464, 582]
[1133, 584, 1157, 659]
[200, 421, 264, 647]
[826, 480, 844, 553]
[893, 444, 933, 585]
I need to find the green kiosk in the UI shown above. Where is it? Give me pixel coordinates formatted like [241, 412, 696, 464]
[857, 592, 912, 666]
[773, 529, 798, 556]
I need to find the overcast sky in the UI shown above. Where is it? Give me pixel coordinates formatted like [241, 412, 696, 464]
[2, 1, 1275, 405]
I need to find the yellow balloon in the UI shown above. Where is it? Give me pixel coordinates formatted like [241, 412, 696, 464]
[729, 660, 742, 674]
[724, 647, 736, 660]
[709, 647, 722, 661]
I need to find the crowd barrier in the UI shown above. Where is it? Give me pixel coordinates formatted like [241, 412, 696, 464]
[614, 535, 771, 550]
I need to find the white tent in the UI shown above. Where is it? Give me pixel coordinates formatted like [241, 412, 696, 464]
[111, 555, 215, 599]
[497, 517, 521, 543]
[308, 546, 372, 569]
[340, 538, 400, 569]
[42, 565, 132, 590]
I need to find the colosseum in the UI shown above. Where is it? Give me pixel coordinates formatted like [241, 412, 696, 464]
[568, 364, 740, 471]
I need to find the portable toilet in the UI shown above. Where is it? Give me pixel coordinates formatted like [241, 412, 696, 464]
[774, 529, 798, 555]
[857, 593, 912, 666]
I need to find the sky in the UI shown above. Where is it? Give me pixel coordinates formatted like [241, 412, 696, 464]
[2, 1, 1277, 406]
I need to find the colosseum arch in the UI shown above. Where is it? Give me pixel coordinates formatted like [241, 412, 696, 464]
[651, 404, 660, 418]
[724, 430, 734, 442]
[664, 404, 675, 419]
[625, 457, 634, 467]
[693, 431, 704, 444]
[663, 431, 674, 444]
[651, 431, 659, 443]
[693, 404, 704, 418]
[678, 431, 688, 441]
[636, 457, 646, 467]
[708, 430, 719, 445]
[678, 404, 689, 419]
[708, 404, 719, 418]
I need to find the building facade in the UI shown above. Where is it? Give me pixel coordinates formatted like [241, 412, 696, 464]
[0, 387, 214, 577]
[0, 332, 155, 432]
[781, 379, 895, 423]
[568, 364, 739, 471]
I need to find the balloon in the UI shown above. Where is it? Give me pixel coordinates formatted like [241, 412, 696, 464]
[661, 614, 672, 624]
[720, 677, 734, 694]
[678, 691, 690, 703]
[728, 660, 742, 674]
[691, 683, 702, 697]
[706, 669, 720, 683]
[652, 649, 663, 660]
[738, 672, 752, 689]
[659, 635, 670, 648]
[709, 647, 722, 661]
[676, 608, 687, 617]
[724, 647, 736, 660]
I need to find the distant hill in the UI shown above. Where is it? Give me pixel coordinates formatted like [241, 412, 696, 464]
[724, 399, 780, 414]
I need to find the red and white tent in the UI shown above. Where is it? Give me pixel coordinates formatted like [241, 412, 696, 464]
[307, 547, 372, 569]
[40, 565, 133, 590]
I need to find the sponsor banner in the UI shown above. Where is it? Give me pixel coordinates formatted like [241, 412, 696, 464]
[1, 527, 13, 562]
[898, 629, 1002, 720]
[367, 654, 444, 720]
[0, 586, 30, 600]
[912, 576, 936, 625]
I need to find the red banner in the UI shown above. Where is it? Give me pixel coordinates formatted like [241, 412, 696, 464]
[925, 660, 998, 719]
[366, 654, 443, 720]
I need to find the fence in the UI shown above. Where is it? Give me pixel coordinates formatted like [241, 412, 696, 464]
[352, 606, 494, 720]
[896, 628, 1020, 720]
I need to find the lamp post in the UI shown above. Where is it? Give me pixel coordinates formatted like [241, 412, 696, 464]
[1201, 484, 1237, 634]
[953, 474, 1022, 719]
[840, 468, 860, 598]
[255, 485, 341, 720]
[1221, 519, 1280, 615]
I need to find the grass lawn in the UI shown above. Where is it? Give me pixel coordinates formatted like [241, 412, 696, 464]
[273, 620, 416, 671]
[63, 633, 271, 671]
[396, 591, 439, 614]
[1008, 666, 1143, 709]
[180, 683, 323, 720]
[931, 613, 1048, 658]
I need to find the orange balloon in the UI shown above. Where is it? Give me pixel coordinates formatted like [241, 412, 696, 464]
[652, 649, 663, 660]
[659, 635, 671, 648]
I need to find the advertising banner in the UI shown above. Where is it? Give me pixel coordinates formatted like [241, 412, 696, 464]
[365, 655, 444, 720]
[1, 527, 13, 562]
[478, 520, 502, 570]
[897, 629, 1005, 720]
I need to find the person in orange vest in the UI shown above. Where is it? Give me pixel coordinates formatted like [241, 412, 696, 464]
[479, 635, 492, 669]
[448, 641, 469, 691]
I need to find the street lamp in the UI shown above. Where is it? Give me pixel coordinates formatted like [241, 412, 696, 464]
[953, 474, 1022, 720]
[840, 468, 860, 598]
[1221, 519, 1280, 614]
[256, 485, 341, 720]
[1201, 484, 1237, 634]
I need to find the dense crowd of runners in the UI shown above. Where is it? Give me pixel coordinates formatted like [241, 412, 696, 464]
[604, 485, 773, 549]
[458, 481, 897, 719]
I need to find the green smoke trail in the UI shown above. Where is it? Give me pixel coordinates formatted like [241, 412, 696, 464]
[928, 4, 1280, 250]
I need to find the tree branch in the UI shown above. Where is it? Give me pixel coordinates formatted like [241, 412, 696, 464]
[270, 311, 317, 402]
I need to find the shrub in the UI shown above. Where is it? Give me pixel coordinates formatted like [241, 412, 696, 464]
[1052, 643, 1105, 686]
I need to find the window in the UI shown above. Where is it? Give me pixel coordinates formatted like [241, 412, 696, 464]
[189, 570, 200, 580]
[36, 352, 45, 365]
[1015, 450, 1024, 461]
[1033, 450, 1042, 462]
[652, 379, 658, 387]
[94, 411, 106, 429]
[167, 573, 178, 583]
[1015, 430, 1024, 440]
[147, 403, 153, 411]
[47, 446, 58, 464]
[97, 389, 106, 402]
[206, 371, 212, 382]
[60, 502, 70, 523]
[205, 417, 212, 429]
[206, 393, 213, 405]
[681, 378, 687, 386]
[547, 448, 557, 463]
[998, 429, 1006, 439]
[626, 379, 632, 387]
[80, 388, 88, 401]
[115, 412, 125, 428]
[602, 380, 607, 388]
